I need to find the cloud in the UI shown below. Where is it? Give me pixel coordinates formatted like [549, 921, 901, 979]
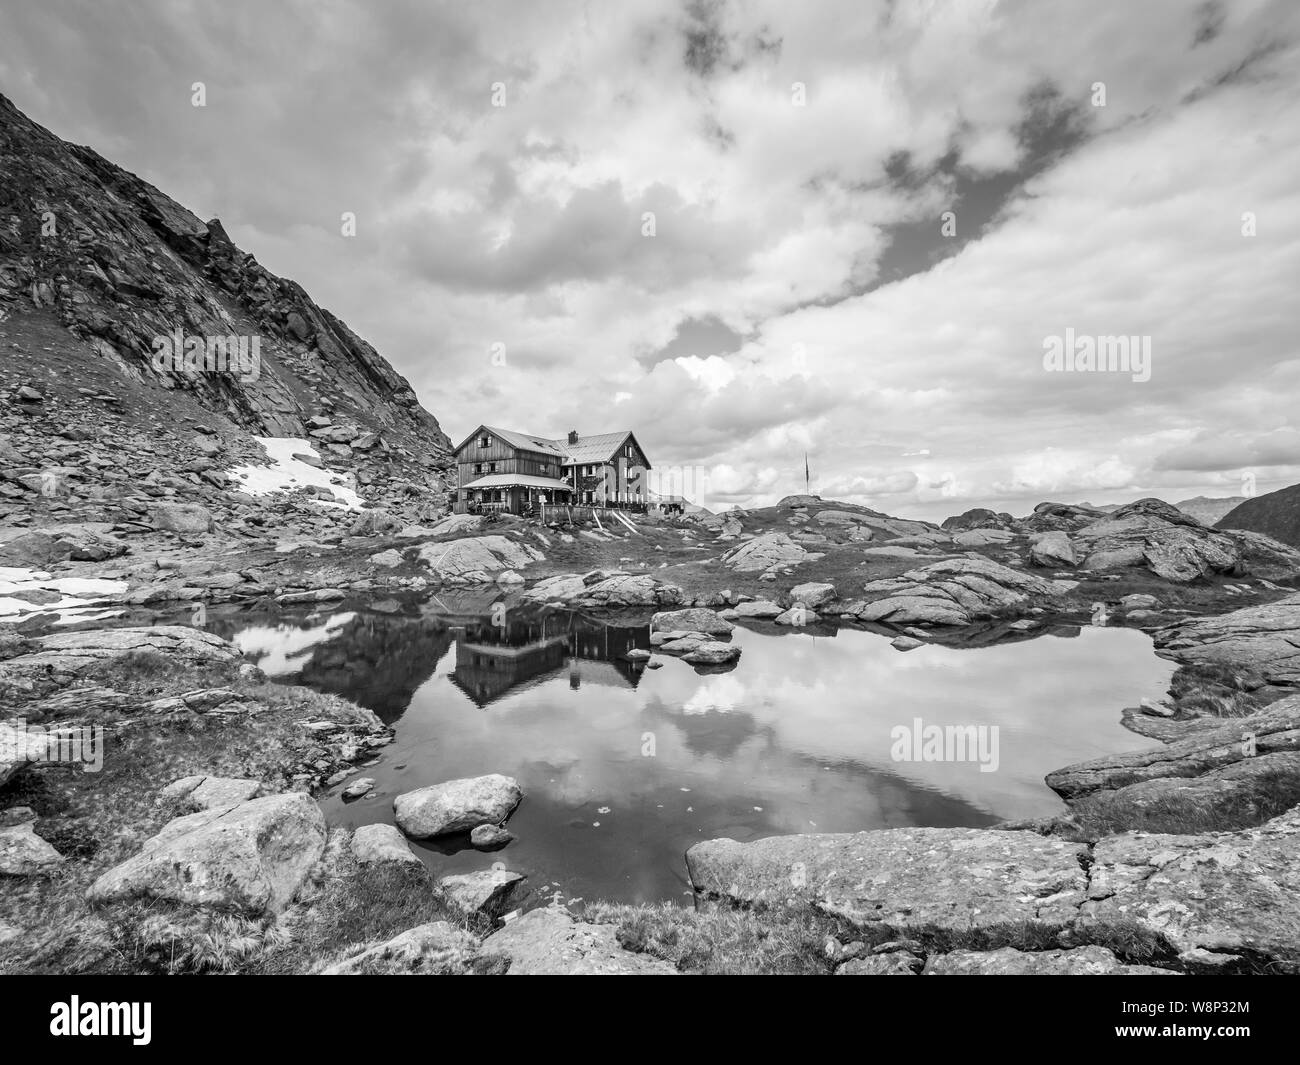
[2, 0, 1299, 519]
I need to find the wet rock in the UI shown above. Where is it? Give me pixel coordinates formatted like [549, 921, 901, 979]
[477, 906, 677, 975]
[88, 793, 326, 915]
[438, 868, 526, 918]
[394, 774, 522, 839]
[681, 641, 742, 665]
[341, 777, 375, 799]
[891, 635, 923, 651]
[470, 824, 515, 850]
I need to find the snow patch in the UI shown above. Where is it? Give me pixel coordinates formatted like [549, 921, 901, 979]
[0, 569, 129, 624]
[228, 437, 364, 511]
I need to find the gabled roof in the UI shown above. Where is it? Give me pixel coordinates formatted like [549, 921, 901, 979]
[556, 430, 636, 465]
[454, 424, 651, 468]
[453, 424, 567, 457]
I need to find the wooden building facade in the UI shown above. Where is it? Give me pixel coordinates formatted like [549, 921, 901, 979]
[451, 424, 652, 515]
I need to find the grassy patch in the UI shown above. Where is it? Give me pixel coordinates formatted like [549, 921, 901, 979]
[585, 900, 847, 974]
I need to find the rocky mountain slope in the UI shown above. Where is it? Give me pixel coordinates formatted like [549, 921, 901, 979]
[1176, 495, 1246, 526]
[1217, 482, 1300, 548]
[0, 91, 451, 521]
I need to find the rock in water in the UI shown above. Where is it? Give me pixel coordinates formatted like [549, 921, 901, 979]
[650, 607, 734, 635]
[393, 774, 522, 839]
[470, 824, 515, 849]
[88, 793, 326, 915]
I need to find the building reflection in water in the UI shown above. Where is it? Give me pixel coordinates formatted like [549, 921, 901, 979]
[450, 611, 650, 708]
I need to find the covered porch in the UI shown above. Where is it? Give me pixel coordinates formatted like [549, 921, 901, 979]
[454, 473, 575, 516]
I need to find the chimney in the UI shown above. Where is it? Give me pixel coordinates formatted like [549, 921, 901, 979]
[567, 430, 578, 445]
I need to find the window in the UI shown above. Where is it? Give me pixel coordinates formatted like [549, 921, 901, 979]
[474, 463, 483, 474]
[541, 463, 549, 474]
[489, 462, 497, 473]
[478, 434, 490, 448]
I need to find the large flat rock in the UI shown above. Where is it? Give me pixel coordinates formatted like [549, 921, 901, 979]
[0, 625, 240, 688]
[477, 907, 676, 975]
[686, 828, 1090, 935]
[1046, 694, 1300, 800]
[923, 946, 1174, 975]
[1156, 593, 1300, 681]
[1082, 808, 1300, 968]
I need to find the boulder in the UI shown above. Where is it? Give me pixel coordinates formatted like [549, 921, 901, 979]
[148, 502, 214, 534]
[351, 823, 421, 866]
[394, 774, 522, 839]
[0, 823, 65, 876]
[159, 775, 261, 809]
[788, 582, 837, 609]
[721, 533, 814, 572]
[570, 575, 684, 608]
[681, 641, 742, 665]
[438, 868, 526, 918]
[731, 599, 783, 619]
[416, 536, 542, 581]
[470, 824, 515, 850]
[1029, 531, 1076, 568]
[87, 793, 326, 915]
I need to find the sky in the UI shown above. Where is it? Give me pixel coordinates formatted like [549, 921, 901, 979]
[1, 0, 1297, 519]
